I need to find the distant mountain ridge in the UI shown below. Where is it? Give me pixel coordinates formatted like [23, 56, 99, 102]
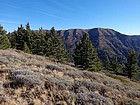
[57, 28, 140, 62]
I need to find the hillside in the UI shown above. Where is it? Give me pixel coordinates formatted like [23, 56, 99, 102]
[58, 28, 140, 61]
[0, 49, 140, 105]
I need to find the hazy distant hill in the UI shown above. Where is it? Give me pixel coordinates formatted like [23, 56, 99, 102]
[57, 28, 140, 61]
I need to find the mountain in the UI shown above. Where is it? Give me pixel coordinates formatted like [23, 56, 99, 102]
[57, 28, 140, 62]
[0, 49, 140, 105]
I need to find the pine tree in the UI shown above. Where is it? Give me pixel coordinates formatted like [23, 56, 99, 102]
[10, 24, 26, 50]
[103, 54, 111, 70]
[111, 57, 121, 73]
[44, 27, 68, 61]
[73, 33, 102, 71]
[23, 42, 30, 53]
[0, 25, 7, 35]
[25, 22, 33, 50]
[0, 25, 11, 49]
[31, 28, 46, 55]
[125, 51, 139, 79]
[0, 35, 11, 49]
[10, 23, 32, 51]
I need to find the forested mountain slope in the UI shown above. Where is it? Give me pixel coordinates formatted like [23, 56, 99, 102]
[58, 28, 140, 61]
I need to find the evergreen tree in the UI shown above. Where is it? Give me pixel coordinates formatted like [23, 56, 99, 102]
[23, 42, 30, 53]
[0, 35, 11, 49]
[44, 27, 67, 61]
[73, 33, 102, 71]
[125, 51, 139, 79]
[10, 23, 32, 51]
[0, 25, 11, 49]
[25, 22, 33, 50]
[10, 31, 18, 49]
[10, 24, 26, 50]
[31, 28, 46, 55]
[0, 25, 7, 35]
[111, 57, 121, 73]
[103, 54, 111, 70]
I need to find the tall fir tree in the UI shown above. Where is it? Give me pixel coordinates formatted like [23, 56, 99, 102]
[0, 35, 11, 49]
[0, 25, 11, 49]
[23, 42, 30, 53]
[103, 54, 111, 70]
[25, 22, 32, 50]
[10, 24, 26, 50]
[31, 28, 46, 55]
[111, 57, 121, 73]
[44, 27, 67, 61]
[0, 25, 7, 35]
[125, 51, 139, 79]
[73, 33, 102, 71]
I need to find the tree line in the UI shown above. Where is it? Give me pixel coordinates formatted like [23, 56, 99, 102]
[0, 23, 139, 80]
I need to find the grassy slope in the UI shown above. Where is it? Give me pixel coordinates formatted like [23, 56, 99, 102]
[0, 49, 140, 105]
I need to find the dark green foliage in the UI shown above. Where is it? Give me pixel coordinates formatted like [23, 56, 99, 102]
[0, 25, 11, 49]
[125, 51, 139, 79]
[0, 35, 11, 49]
[44, 27, 68, 61]
[10, 23, 33, 51]
[10, 24, 68, 62]
[110, 57, 122, 73]
[0, 25, 7, 35]
[23, 42, 30, 53]
[30, 28, 46, 55]
[10, 24, 26, 50]
[73, 33, 102, 71]
[103, 55, 111, 70]
[103, 55, 123, 73]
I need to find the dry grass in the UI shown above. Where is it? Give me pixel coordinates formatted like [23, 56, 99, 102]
[0, 49, 140, 105]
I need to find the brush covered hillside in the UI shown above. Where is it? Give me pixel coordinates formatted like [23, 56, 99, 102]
[0, 49, 140, 105]
[58, 28, 140, 60]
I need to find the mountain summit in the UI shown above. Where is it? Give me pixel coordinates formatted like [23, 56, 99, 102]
[58, 28, 140, 61]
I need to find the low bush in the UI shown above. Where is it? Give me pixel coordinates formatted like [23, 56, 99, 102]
[9, 69, 44, 88]
[106, 73, 128, 83]
[65, 70, 83, 78]
[45, 76, 73, 90]
[73, 80, 99, 92]
[46, 64, 64, 71]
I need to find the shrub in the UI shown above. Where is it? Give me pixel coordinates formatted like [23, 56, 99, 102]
[45, 76, 73, 90]
[46, 64, 64, 71]
[42, 69, 52, 75]
[3, 68, 13, 73]
[76, 92, 113, 105]
[0, 57, 9, 64]
[14, 75, 42, 87]
[65, 70, 83, 78]
[73, 80, 99, 93]
[127, 90, 140, 99]
[9, 69, 44, 87]
[106, 73, 128, 83]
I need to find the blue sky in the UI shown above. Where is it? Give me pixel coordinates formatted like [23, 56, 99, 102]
[0, 0, 140, 35]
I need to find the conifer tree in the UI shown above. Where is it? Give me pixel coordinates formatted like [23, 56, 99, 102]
[103, 54, 111, 70]
[0, 25, 11, 49]
[10, 24, 26, 50]
[111, 57, 121, 73]
[0, 35, 11, 49]
[0, 25, 7, 35]
[73, 33, 102, 71]
[23, 42, 30, 53]
[125, 51, 139, 79]
[31, 28, 46, 55]
[44, 27, 67, 61]
[25, 22, 33, 50]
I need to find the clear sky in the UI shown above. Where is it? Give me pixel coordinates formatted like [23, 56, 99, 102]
[0, 0, 140, 35]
